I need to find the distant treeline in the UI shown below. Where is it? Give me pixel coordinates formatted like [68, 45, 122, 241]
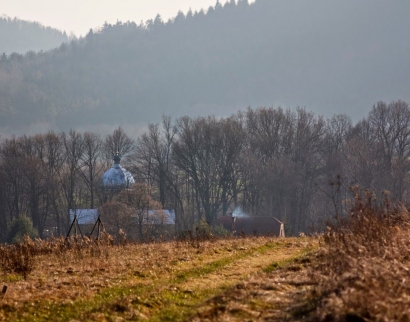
[1, 0, 409, 131]
[1, 101, 409, 241]
[0, 16, 68, 55]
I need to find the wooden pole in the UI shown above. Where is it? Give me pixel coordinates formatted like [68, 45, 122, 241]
[90, 215, 106, 240]
[65, 214, 84, 242]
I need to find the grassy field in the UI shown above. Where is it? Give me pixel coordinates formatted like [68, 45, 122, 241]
[3, 196, 408, 322]
[0, 236, 316, 321]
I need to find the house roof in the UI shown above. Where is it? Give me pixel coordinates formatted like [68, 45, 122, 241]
[69, 209, 99, 225]
[132, 209, 176, 225]
[69, 208, 176, 226]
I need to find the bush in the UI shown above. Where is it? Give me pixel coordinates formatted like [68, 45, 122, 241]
[0, 238, 36, 279]
[197, 219, 214, 240]
[7, 215, 39, 244]
[305, 190, 410, 321]
[212, 224, 231, 238]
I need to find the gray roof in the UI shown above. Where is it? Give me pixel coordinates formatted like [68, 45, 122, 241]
[69, 209, 99, 225]
[148, 209, 175, 225]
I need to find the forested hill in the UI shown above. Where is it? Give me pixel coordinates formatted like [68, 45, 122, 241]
[0, 16, 69, 55]
[0, 0, 410, 133]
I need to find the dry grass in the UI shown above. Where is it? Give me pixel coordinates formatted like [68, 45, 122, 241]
[190, 241, 317, 321]
[297, 192, 410, 321]
[185, 193, 410, 322]
[0, 234, 315, 321]
[4, 194, 407, 322]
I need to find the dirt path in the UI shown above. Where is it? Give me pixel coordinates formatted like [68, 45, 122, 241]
[191, 257, 315, 321]
[143, 240, 312, 321]
[178, 241, 309, 298]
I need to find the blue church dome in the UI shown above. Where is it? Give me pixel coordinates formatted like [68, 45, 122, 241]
[101, 152, 135, 189]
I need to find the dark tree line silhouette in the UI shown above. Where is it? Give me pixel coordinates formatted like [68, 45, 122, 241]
[1, 101, 410, 241]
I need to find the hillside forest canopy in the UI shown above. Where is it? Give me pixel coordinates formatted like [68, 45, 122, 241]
[0, 101, 409, 242]
[1, 0, 410, 134]
[0, 16, 69, 55]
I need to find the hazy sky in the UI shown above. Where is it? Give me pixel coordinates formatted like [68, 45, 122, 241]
[1, 0, 242, 36]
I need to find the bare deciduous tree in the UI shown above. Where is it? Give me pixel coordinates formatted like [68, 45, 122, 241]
[79, 132, 104, 209]
[114, 183, 162, 240]
[103, 126, 135, 162]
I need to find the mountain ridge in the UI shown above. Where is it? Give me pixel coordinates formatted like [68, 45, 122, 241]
[0, 15, 69, 55]
[0, 0, 409, 134]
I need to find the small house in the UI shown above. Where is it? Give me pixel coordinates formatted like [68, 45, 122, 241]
[213, 215, 284, 237]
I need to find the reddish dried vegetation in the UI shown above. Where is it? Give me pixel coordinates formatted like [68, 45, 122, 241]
[305, 192, 410, 321]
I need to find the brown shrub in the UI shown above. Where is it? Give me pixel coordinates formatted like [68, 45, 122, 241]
[308, 190, 410, 321]
[0, 232, 117, 279]
[0, 238, 36, 279]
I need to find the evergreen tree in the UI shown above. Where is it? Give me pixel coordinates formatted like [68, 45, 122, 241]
[7, 215, 39, 244]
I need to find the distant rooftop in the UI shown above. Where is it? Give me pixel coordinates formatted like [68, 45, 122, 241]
[69, 209, 98, 225]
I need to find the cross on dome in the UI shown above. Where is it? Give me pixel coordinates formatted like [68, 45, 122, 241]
[113, 151, 121, 164]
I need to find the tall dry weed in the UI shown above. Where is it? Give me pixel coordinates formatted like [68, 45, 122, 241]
[0, 237, 36, 279]
[308, 189, 410, 321]
[0, 232, 116, 279]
